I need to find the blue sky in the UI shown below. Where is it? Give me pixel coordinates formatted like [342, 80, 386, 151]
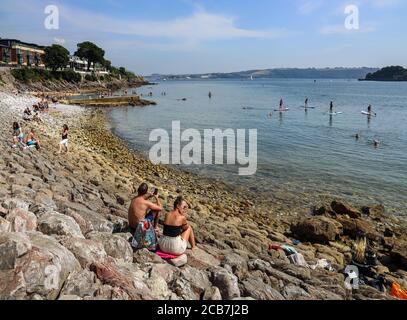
[1, 0, 406, 75]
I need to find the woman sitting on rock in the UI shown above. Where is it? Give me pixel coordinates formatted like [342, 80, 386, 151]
[12, 122, 24, 148]
[158, 196, 197, 255]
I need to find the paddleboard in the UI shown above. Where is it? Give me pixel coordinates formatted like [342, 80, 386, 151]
[274, 108, 290, 112]
[361, 111, 376, 116]
[329, 112, 343, 115]
[301, 106, 316, 109]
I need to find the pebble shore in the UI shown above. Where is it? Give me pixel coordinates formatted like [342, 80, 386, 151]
[0, 89, 406, 300]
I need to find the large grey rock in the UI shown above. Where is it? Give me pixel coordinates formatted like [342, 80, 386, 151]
[241, 277, 284, 300]
[221, 250, 249, 279]
[180, 266, 212, 298]
[291, 216, 343, 244]
[61, 203, 113, 233]
[203, 286, 222, 300]
[133, 248, 164, 264]
[38, 212, 84, 238]
[210, 267, 240, 300]
[2, 198, 30, 211]
[0, 232, 32, 270]
[60, 269, 102, 298]
[0, 231, 81, 300]
[86, 232, 133, 263]
[0, 217, 11, 232]
[6, 208, 37, 233]
[62, 238, 107, 268]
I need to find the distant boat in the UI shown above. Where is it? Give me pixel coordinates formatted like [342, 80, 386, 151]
[250, 75, 254, 81]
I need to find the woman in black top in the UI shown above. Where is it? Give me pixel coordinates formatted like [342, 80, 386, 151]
[158, 196, 196, 255]
[59, 124, 69, 154]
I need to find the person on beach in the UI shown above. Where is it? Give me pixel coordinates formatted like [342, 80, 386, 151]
[12, 122, 24, 148]
[59, 124, 69, 154]
[158, 196, 197, 255]
[24, 128, 41, 150]
[23, 107, 32, 121]
[33, 112, 43, 123]
[128, 183, 163, 250]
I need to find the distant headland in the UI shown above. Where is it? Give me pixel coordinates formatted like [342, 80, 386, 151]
[149, 67, 379, 81]
[360, 66, 407, 82]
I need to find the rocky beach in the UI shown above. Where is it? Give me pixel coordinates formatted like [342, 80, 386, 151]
[1, 86, 407, 300]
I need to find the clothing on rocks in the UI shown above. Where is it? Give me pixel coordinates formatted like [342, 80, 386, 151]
[131, 219, 157, 251]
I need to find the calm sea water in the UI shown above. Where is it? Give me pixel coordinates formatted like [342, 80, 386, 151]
[108, 79, 407, 215]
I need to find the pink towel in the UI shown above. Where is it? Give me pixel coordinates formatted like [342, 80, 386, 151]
[155, 250, 180, 260]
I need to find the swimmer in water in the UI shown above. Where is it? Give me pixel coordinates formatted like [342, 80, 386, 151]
[373, 139, 380, 148]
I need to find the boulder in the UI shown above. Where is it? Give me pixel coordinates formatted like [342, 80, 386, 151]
[61, 202, 113, 233]
[203, 286, 222, 300]
[90, 261, 152, 300]
[60, 269, 102, 298]
[188, 247, 221, 270]
[6, 208, 37, 233]
[361, 205, 385, 221]
[133, 248, 164, 265]
[64, 209, 94, 235]
[0, 232, 32, 270]
[331, 201, 361, 218]
[221, 250, 249, 279]
[62, 238, 107, 268]
[38, 212, 84, 239]
[2, 198, 30, 211]
[291, 216, 343, 244]
[210, 267, 240, 300]
[145, 273, 172, 300]
[282, 284, 311, 300]
[390, 240, 407, 269]
[168, 254, 188, 268]
[337, 216, 380, 241]
[0, 217, 11, 233]
[241, 277, 284, 300]
[180, 266, 212, 298]
[0, 231, 81, 299]
[86, 232, 133, 263]
[150, 264, 177, 283]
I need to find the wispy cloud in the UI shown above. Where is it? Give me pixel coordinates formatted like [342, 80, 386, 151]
[297, 0, 325, 15]
[320, 24, 376, 35]
[60, 6, 293, 42]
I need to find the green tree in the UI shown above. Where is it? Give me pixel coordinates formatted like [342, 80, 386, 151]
[75, 41, 105, 71]
[43, 44, 70, 71]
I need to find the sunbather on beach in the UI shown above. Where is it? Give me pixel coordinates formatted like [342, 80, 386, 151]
[129, 183, 163, 228]
[128, 183, 163, 250]
[59, 124, 69, 154]
[12, 122, 24, 148]
[24, 128, 41, 150]
[158, 196, 197, 255]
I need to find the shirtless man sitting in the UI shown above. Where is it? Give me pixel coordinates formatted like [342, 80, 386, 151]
[128, 183, 162, 233]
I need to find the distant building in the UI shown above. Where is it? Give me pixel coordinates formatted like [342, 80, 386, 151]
[67, 55, 109, 75]
[0, 38, 45, 67]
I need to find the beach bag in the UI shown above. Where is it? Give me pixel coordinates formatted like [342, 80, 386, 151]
[131, 220, 157, 251]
